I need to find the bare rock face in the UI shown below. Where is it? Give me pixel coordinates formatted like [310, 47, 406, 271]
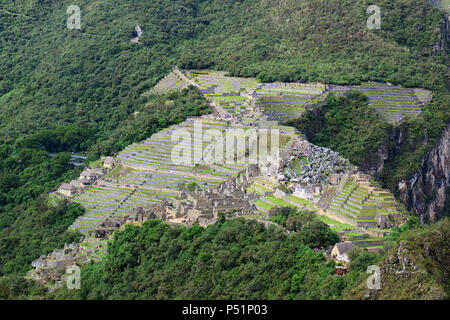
[366, 121, 449, 223]
[397, 123, 450, 222]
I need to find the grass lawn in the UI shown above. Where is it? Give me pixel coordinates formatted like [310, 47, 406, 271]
[212, 95, 248, 102]
[107, 165, 124, 179]
[286, 195, 316, 210]
[255, 178, 279, 188]
[267, 195, 292, 207]
[242, 213, 262, 220]
[255, 200, 275, 210]
[247, 186, 263, 195]
[317, 215, 354, 229]
[252, 183, 273, 193]
[89, 158, 104, 167]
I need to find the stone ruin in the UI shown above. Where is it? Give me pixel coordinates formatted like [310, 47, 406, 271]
[27, 243, 80, 286]
[31, 163, 264, 288]
[131, 25, 143, 43]
[177, 165, 261, 225]
[280, 139, 355, 187]
[86, 203, 167, 239]
[85, 164, 262, 238]
[180, 175, 259, 226]
[57, 166, 108, 198]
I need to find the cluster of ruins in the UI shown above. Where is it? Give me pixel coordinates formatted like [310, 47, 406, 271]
[26, 243, 81, 290]
[56, 157, 116, 198]
[274, 139, 355, 201]
[87, 164, 263, 240]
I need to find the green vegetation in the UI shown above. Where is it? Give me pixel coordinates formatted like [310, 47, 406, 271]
[384, 216, 421, 243]
[287, 91, 392, 168]
[0, 199, 83, 276]
[49, 218, 356, 300]
[0, 86, 209, 281]
[291, 157, 307, 174]
[178, 182, 199, 192]
[270, 207, 340, 248]
[344, 217, 450, 299]
[0, 0, 448, 300]
[254, 199, 275, 211]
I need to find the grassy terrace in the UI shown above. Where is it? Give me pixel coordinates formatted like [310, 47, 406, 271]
[266, 195, 292, 207]
[151, 70, 431, 124]
[69, 118, 257, 234]
[254, 199, 276, 211]
[317, 214, 364, 238]
[70, 115, 297, 234]
[326, 178, 400, 230]
[185, 70, 328, 118]
[330, 83, 432, 123]
[211, 95, 247, 102]
[257, 94, 319, 122]
[285, 195, 316, 211]
[143, 71, 190, 96]
[77, 70, 411, 238]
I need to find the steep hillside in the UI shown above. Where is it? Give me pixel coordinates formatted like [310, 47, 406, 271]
[344, 218, 450, 299]
[48, 218, 349, 300]
[0, 0, 449, 300]
[0, 0, 447, 142]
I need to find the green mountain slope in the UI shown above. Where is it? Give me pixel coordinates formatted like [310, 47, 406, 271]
[0, 0, 447, 141]
[0, 0, 449, 299]
[344, 218, 450, 299]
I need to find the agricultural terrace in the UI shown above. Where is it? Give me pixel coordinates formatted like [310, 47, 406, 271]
[330, 83, 432, 124]
[70, 118, 292, 234]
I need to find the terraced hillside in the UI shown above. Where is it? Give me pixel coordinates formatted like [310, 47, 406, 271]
[245, 177, 367, 241]
[326, 176, 404, 233]
[69, 118, 290, 234]
[183, 70, 432, 124]
[70, 186, 179, 234]
[142, 71, 191, 96]
[330, 83, 432, 123]
[185, 70, 261, 116]
[257, 95, 318, 122]
[185, 70, 327, 120]
[70, 71, 426, 236]
[256, 82, 326, 122]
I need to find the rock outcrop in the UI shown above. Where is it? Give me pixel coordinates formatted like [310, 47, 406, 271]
[397, 123, 450, 222]
[355, 218, 450, 300]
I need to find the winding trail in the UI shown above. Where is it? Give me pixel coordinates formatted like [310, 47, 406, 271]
[0, 8, 32, 18]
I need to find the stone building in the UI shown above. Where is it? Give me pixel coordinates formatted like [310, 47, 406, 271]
[103, 156, 116, 169]
[58, 183, 77, 197]
[27, 242, 80, 285]
[331, 242, 356, 263]
[247, 89, 258, 99]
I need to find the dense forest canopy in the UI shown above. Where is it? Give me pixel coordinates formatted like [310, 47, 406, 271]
[0, 0, 447, 141]
[47, 215, 374, 300]
[0, 0, 448, 299]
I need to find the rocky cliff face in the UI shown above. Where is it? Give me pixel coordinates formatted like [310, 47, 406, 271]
[363, 121, 449, 223]
[361, 241, 447, 300]
[397, 124, 450, 222]
[428, 2, 450, 58]
[368, 10, 450, 222]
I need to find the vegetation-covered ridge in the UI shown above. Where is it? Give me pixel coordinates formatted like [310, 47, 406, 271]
[48, 214, 365, 300]
[1, 0, 448, 181]
[344, 217, 450, 299]
[1, 0, 448, 140]
[0, 0, 448, 299]
[287, 92, 393, 169]
[0, 87, 210, 281]
[287, 89, 449, 215]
